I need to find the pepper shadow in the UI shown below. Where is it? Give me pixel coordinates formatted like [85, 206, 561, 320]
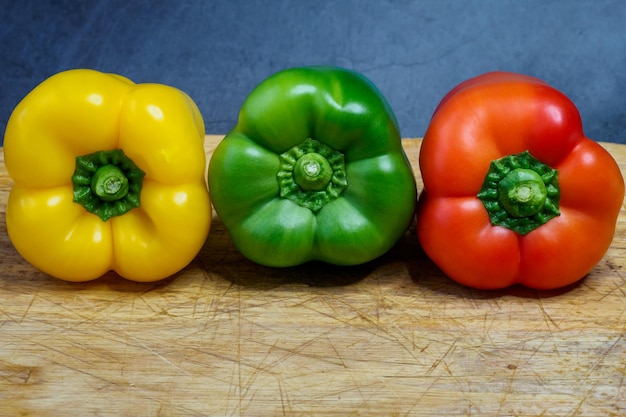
[197, 220, 403, 289]
[408, 242, 587, 300]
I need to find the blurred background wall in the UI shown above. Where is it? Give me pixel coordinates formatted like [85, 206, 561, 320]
[1, 0, 625, 145]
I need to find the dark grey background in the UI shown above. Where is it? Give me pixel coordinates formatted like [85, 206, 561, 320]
[2, 0, 625, 145]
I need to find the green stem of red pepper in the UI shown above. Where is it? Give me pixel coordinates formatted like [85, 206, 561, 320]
[72, 149, 145, 221]
[277, 138, 347, 212]
[477, 150, 560, 235]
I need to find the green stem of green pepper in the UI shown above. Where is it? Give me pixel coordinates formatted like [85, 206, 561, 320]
[72, 149, 145, 221]
[477, 150, 560, 235]
[293, 152, 333, 191]
[278, 138, 347, 212]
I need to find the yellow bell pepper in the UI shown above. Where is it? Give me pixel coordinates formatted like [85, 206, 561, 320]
[3, 69, 211, 282]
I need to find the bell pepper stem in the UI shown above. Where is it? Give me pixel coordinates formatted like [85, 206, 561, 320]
[72, 149, 145, 221]
[293, 152, 333, 191]
[90, 164, 130, 201]
[477, 150, 560, 235]
[278, 138, 347, 212]
[498, 168, 548, 218]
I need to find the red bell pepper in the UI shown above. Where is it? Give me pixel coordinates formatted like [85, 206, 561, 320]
[417, 71, 624, 290]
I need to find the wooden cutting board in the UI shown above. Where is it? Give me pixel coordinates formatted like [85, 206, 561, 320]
[1, 135, 625, 416]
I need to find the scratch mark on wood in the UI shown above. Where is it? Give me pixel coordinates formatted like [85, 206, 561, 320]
[586, 333, 624, 379]
[567, 376, 603, 417]
[537, 297, 561, 335]
[18, 293, 37, 324]
[277, 376, 291, 416]
[426, 339, 457, 376]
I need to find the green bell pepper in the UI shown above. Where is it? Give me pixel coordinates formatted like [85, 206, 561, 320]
[208, 66, 417, 267]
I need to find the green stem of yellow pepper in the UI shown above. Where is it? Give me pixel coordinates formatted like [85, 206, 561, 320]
[90, 164, 130, 201]
[72, 149, 145, 221]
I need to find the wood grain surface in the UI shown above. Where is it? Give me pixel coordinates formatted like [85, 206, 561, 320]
[1, 135, 625, 416]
